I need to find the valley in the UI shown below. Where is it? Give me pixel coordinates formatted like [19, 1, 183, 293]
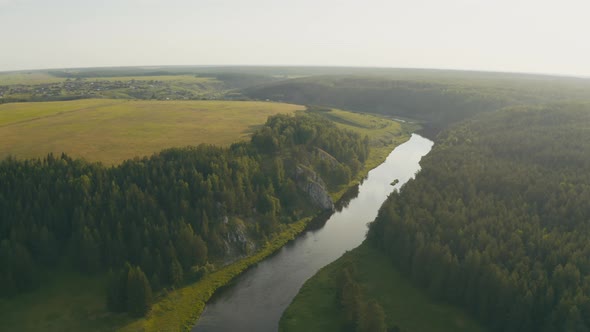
[2, 66, 590, 332]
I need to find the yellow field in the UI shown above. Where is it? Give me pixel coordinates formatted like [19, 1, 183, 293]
[0, 99, 303, 164]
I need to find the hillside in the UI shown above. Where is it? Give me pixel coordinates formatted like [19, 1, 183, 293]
[366, 103, 590, 331]
[244, 74, 590, 131]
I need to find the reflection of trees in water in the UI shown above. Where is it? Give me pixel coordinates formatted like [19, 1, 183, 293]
[305, 210, 334, 232]
[305, 184, 361, 232]
[335, 184, 360, 213]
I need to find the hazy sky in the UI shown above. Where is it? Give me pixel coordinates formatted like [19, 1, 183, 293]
[1, 0, 589, 76]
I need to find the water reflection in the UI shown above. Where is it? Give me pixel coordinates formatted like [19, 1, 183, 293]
[334, 183, 360, 212]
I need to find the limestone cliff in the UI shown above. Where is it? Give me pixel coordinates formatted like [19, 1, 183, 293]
[223, 217, 256, 257]
[295, 164, 334, 211]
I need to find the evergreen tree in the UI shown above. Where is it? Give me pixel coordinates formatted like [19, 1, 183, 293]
[106, 263, 131, 313]
[168, 258, 183, 287]
[357, 300, 387, 332]
[126, 266, 153, 317]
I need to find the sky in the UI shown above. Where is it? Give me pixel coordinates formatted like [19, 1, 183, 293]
[1, 0, 589, 76]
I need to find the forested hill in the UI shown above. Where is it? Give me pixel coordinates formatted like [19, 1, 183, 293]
[0, 112, 369, 316]
[244, 74, 590, 131]
[367, 103, 590, 331]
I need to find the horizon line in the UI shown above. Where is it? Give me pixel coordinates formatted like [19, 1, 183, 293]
[0, 64, 587, 80]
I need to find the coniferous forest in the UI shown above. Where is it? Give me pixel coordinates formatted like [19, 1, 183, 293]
[0, 112, 369, 316]
[368, 103, 590, 331]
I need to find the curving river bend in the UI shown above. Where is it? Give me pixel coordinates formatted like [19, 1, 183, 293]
[193, 134, 433, 332]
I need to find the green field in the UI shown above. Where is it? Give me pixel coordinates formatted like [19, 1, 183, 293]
[280, 243, 485, 332]
[0, 99, 303, 164]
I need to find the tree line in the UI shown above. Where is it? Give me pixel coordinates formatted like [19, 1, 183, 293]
[0, 112, 369, 316]
[368, 103, 590, 331]
[244, 75, 590, 133]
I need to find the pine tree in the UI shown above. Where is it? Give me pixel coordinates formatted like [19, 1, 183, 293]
[168, 258, 183, 287]
[106, 263, 131, 313]
[126, 266, 153, 317]
[357, 300, 387, 332]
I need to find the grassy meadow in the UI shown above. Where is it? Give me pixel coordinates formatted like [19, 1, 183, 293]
[0, 99, 303, 164]
[280, 243, 485, 332]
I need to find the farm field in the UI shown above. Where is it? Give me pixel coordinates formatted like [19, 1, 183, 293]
[0, 99, 303, 164]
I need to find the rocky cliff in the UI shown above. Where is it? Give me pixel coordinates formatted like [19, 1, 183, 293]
[295, 164, 334, 211]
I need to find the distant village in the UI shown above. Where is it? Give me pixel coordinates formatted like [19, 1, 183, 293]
[0, 78, 229, 102]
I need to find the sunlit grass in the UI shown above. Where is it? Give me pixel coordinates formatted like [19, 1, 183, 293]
[0, 99, 303, 164]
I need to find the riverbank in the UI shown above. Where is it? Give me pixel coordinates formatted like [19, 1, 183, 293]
[119, 217, 312, 332]
[0, 219, 316, 332]
[280, 243, 485, 332]
[329, 119, 419, 202]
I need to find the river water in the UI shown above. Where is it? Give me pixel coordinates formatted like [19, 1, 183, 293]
[193, 134, 433, 332]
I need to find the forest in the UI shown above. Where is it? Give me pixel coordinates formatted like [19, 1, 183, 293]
[368, 103, 590, 331]
[244, 74, 590, 131]
[0, 112, 369, 316]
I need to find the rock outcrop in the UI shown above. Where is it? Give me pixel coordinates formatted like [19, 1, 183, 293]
[295, 164, 334, 211]
[224, 218, 256, 256]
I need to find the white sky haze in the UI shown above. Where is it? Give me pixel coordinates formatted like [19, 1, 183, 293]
[1, 0, 589, 76]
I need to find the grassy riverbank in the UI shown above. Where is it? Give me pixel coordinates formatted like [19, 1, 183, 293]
[119, 218, 312, 332]
[0, 219, 311, 332]
[280, 243, 485, 332]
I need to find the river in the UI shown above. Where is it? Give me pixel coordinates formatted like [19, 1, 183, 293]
[193, 134, 434, 332]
